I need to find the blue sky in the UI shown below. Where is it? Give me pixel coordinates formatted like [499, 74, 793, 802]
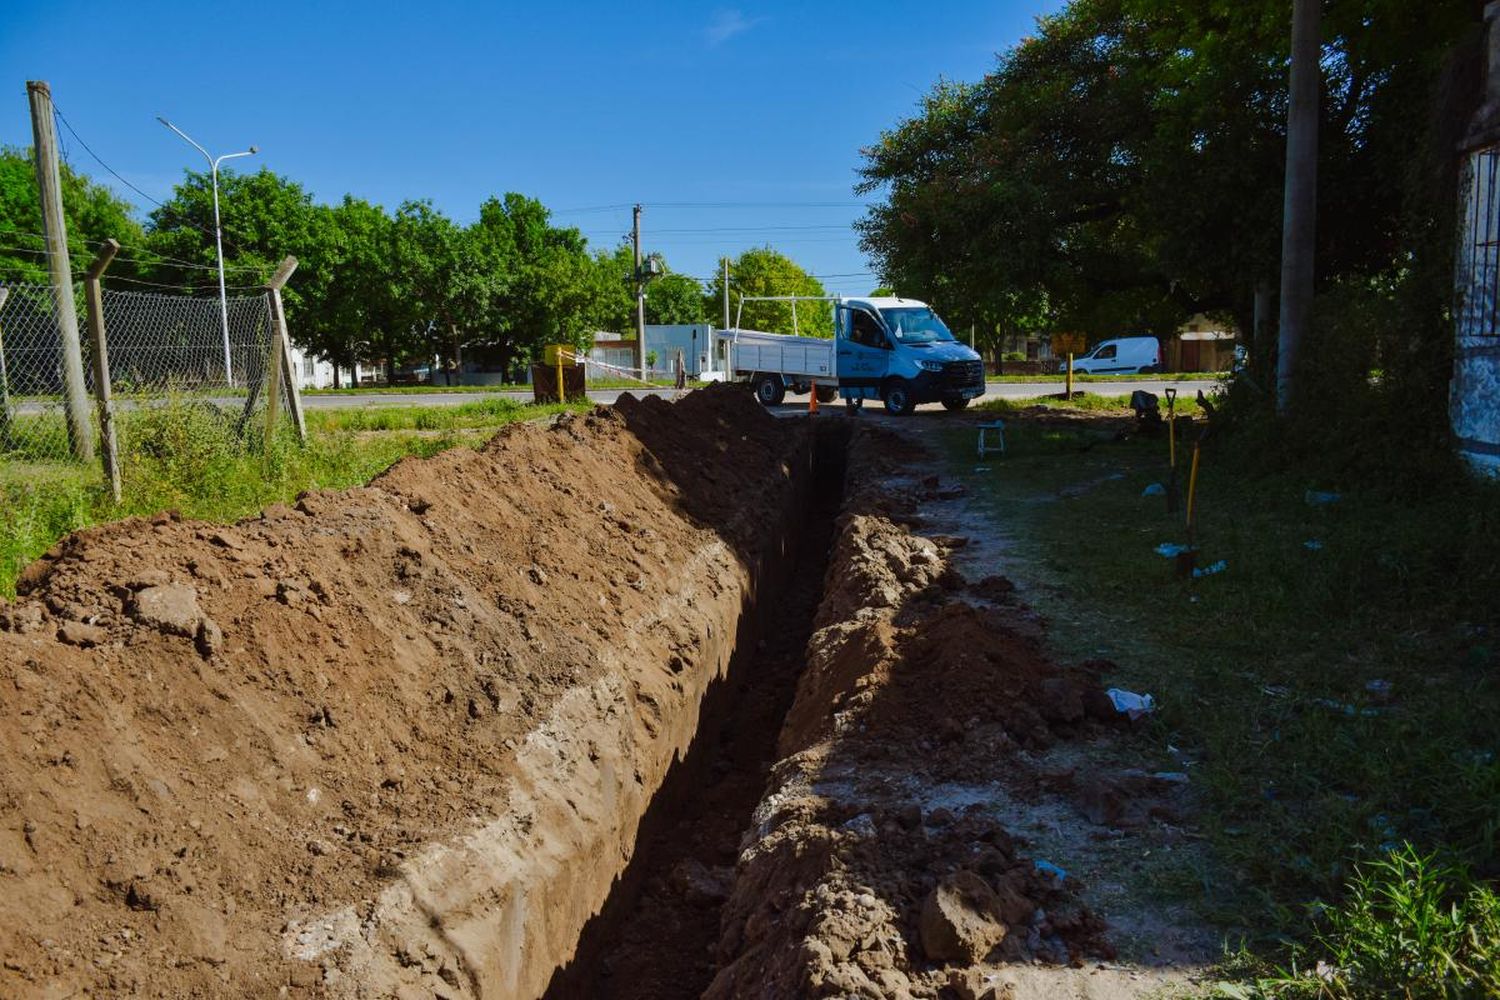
[3, 1, 1063, 292]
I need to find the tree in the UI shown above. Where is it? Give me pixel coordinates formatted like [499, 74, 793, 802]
[855, 0, 1478, 400]
[706, 248, 832, 336]
[0, 147, 147, 283]
[295, 197, 395, 388]
[645, 271, 707, 325]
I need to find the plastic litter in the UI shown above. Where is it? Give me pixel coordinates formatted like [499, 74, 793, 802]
[1106, 688, 1156, 719]
[1192, 559, 1227, 578]
[1033, 860, 1068, 882]
[1303, 539, 1324, 551]
[1152, 771, 1190, 784]
[1305, 490, 1342, 506]
[1154, 542, 1192, 558]
[1141, 482, 1166, 497]
[1365, 679, 1393, 699]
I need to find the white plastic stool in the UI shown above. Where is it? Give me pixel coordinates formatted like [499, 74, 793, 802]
[977, 420, 1006, 458]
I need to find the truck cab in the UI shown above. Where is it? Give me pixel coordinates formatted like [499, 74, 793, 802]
[835, 297, 985, 414]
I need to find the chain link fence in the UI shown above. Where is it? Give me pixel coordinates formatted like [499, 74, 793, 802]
[0, 281, 294, 482]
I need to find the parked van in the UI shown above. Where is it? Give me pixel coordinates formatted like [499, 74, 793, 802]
[1059, 336, 1161, 375]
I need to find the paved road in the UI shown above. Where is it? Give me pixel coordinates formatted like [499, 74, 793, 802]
[13, 378, 1219, 416]
[303, 377, 1217, 409]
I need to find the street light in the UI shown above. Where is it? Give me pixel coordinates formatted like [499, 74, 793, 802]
[157, 117, 257, 386]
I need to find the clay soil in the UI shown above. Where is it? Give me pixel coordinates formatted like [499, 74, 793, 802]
[0, 387, 801, 998]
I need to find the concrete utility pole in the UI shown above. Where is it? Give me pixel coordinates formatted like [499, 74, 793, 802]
[1275, 0, 1321, 414]
[633, 204, 645, 377]
[27, 80, 94, 461]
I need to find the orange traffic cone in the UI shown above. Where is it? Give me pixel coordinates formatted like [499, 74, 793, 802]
[808, 379, 819, 415]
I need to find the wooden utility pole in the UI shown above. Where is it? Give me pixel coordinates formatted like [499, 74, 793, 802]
[27, 80, 94, 460]
[633, 204, 645, 377]
[84, 240, 122, 501]
[1275, 0, 1321, 414]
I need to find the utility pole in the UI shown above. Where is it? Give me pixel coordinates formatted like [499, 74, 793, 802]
[27, 81, 94, 461]
[722, 257, 731, 330]
[633, 203, 645, 377]
[1276, 0, 1320, 414]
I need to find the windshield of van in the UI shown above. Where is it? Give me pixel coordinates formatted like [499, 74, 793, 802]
[880, 307, 954, 345]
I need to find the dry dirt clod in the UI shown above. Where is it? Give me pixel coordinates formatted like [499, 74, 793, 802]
[57, 621, 106, 648]
[919, 871, 1008, 964]
[129, 584, 202, 637]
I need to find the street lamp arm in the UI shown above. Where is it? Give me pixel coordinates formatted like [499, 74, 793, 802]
[156, 116, 211, 164]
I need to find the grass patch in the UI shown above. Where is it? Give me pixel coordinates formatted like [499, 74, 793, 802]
[302, 378, 676, 395]
[935, 412, 1500, 963]
[986, 371, 1219, 383]
[1, 398, 586, 596]
[978, 391, 1135, 413]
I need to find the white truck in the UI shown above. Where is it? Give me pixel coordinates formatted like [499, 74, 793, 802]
[706, 295, 986, 415]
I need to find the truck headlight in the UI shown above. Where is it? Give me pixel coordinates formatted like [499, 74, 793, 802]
[918, 360, 945, 372]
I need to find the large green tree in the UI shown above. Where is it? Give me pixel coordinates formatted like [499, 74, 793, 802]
[0, 147, 147, 283]
[856, 0, 1480, 399]
[706, 248, 832, 336]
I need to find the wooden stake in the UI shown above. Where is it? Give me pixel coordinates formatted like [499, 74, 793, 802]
[0, 286, 11, 451]
[262, 256, 302, 450]
[84, 240, 122, 501]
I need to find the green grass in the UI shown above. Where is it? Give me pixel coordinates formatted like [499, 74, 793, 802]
[0, 398, 586, 596]
[304, 397, 582, 433]
[935, 408, 1500, 979]
[978, 391, 1136, 412]
[302, 378, 676, 395]
[985, 371, 1219, 383]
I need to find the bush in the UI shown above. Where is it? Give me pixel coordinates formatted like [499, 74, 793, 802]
[1252, 846, 1500, 999]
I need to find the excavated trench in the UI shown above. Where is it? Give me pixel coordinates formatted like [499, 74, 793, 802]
[544, 418, 850, 999]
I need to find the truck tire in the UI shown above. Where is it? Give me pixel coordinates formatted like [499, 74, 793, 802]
[882, 379, 915, 416]
[815, 385, 838, 404]
[941, 398, 971, 411]
[753, 375, 785, 406]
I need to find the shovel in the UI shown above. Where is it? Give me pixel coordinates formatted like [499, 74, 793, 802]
[1164, 387, 1180, 514]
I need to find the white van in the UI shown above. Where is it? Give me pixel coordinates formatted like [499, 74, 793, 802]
[1058, 336, 1161, 375]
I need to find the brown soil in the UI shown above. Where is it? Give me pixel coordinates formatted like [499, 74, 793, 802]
[704, 425, 1200, 999]
[0, 386, 801, 998]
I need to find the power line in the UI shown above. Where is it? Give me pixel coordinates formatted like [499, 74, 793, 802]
[50, 104, 248, 252]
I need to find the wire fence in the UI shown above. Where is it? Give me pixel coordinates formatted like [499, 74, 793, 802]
[0, 281, 294, 482]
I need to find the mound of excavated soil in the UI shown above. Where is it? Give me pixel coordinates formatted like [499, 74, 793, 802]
[705, 427, 1166, 1000]
[0, 386, 800, 998]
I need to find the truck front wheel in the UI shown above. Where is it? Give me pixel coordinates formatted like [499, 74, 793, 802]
[882, 379, 915, 416]
[753, 375, 786, 406]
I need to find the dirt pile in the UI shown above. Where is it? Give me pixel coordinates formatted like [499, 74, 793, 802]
[705, 428, 1145, 1000]
[0, 385, 805, 998]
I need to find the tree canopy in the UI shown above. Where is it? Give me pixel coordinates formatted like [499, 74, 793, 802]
[0, 151, 830, 382]
[856, 0, 1482, 387]
[708, 247, 832, 336]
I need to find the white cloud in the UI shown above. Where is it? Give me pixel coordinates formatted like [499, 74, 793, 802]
[705, 8, 759, 46]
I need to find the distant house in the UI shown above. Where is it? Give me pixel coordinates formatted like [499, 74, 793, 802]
[1168, 314, 1238, 372]
[590, 325, 712, 378]
[286, 345, 375, 389]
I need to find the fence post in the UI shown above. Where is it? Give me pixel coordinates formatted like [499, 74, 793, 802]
[27, 81, 94, 461]
[0, 286, 11, 451]
[262, 256, 304, 449]
[84, 240, 122, 502]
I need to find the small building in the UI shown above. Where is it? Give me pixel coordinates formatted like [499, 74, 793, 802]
[1167, 314, 1238, 372]
[590, 325, 713, 378]
[286, 345, 374, 389]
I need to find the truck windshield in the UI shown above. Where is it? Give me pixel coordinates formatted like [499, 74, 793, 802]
[880, 307, 954, 345]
